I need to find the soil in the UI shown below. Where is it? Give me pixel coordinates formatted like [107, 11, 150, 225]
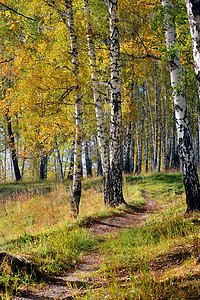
[12, 189, 158, 300]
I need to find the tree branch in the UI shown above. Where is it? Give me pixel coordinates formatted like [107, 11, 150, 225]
[0, 58, 13, 64]
[0, 2, 36, 21]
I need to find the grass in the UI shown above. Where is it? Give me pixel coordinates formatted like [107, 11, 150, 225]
[0, 172, 199, 299]
[81, 173, 200, 300]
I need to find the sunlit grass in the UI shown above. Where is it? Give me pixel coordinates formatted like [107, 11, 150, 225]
[0, 172, 199, 299]
[80, 173, 200, 300]
[0, 184, 71, 243]
[0, 176, 145, 245]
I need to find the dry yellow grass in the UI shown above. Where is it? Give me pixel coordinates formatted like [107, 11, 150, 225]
[0, 182, 106, 243]
[0, 177, 145, 244]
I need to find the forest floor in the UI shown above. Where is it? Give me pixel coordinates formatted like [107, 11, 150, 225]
[12, 189, 159, 300]
[0, 173, 200, 299]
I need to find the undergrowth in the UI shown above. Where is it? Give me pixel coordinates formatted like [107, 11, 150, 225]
[81, 173, 200, 300]
[0, 172, 199, 299]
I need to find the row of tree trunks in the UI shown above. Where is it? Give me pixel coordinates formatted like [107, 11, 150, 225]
[122, 119, 182, 175]
[46, 0, 200, 214]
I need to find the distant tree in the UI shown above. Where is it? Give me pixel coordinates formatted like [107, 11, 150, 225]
[5, 112, 21, 182]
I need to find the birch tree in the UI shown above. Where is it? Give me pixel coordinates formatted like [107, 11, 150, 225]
[84, 0, 113, 205]
[124, 122, 132, 174]
[163, 0, 200, 211]
[108, 0, 126, 205]
[185, 0, 200, 102]
[65, 0, 83, 217]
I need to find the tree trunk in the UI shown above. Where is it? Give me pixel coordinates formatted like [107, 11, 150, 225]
[197, 111, 200, 166]
[131, 134, 135, 173]
[84, 139, 92, 177]
[163, 0, 200, 210]
[145, 106, 149, 172]
[170, 120, 176, 169]
[55, 141, 64, 181]
[135, 120, 139, 173]
[158, 122, 162, 172]
[21, 145, 26, 179]
[5, 113, 21, 182]
[68, 141, 75, 180]
[3, 148, 6, 183]
[163, 83, 168, 170]
[108, 0, 125, 205]
[154, 61, 159, 171]
[97, 155, 103, 176]
[50, 0, 83, 216]
[146, 81, 155, 171]
[185, 0, 200, 95]
[124, 122, 132, 174]
[39, 152, 48, 180]
[84, 0, 112, 204]
[138, 111, 144, 174]
[164, 67, 170, 170]
[65, 0, 83, 217]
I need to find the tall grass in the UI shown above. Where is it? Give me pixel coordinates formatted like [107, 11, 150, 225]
[1, 173, 199, 299]
[81, 174, 200, 300]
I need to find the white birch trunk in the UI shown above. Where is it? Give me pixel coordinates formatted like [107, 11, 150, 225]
[145, 106, 149, 172]
[84, 0, 113, 205]
[164, 80, 170, 170]
[185, 0, 200, 95]
[163, 0, 200, 210]
[124, 122, 132, 174]
[154, 62, 159, 171]
[135, 120, 139, 173]
[131, 134, 135, 173]
[65, 0, 83, 217]
[108, 0, 125, 205]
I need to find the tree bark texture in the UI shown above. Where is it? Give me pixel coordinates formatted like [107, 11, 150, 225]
[84, 0, 112, 204]
[68, 141, 75, 180]
[154, 61, 159, 171]
[145, 107, 149, 172]
[65, 0, 83, 217]
[185, 0, 200, 96]
[131, 135, 135, 173]
[108, 0, 125, 205]
[163, 0, 200, 210]
[135, 120, 139, 173]
[124, 122, 132, 174]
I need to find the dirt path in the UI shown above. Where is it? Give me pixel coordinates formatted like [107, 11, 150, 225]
[12, 189, 158, 300]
